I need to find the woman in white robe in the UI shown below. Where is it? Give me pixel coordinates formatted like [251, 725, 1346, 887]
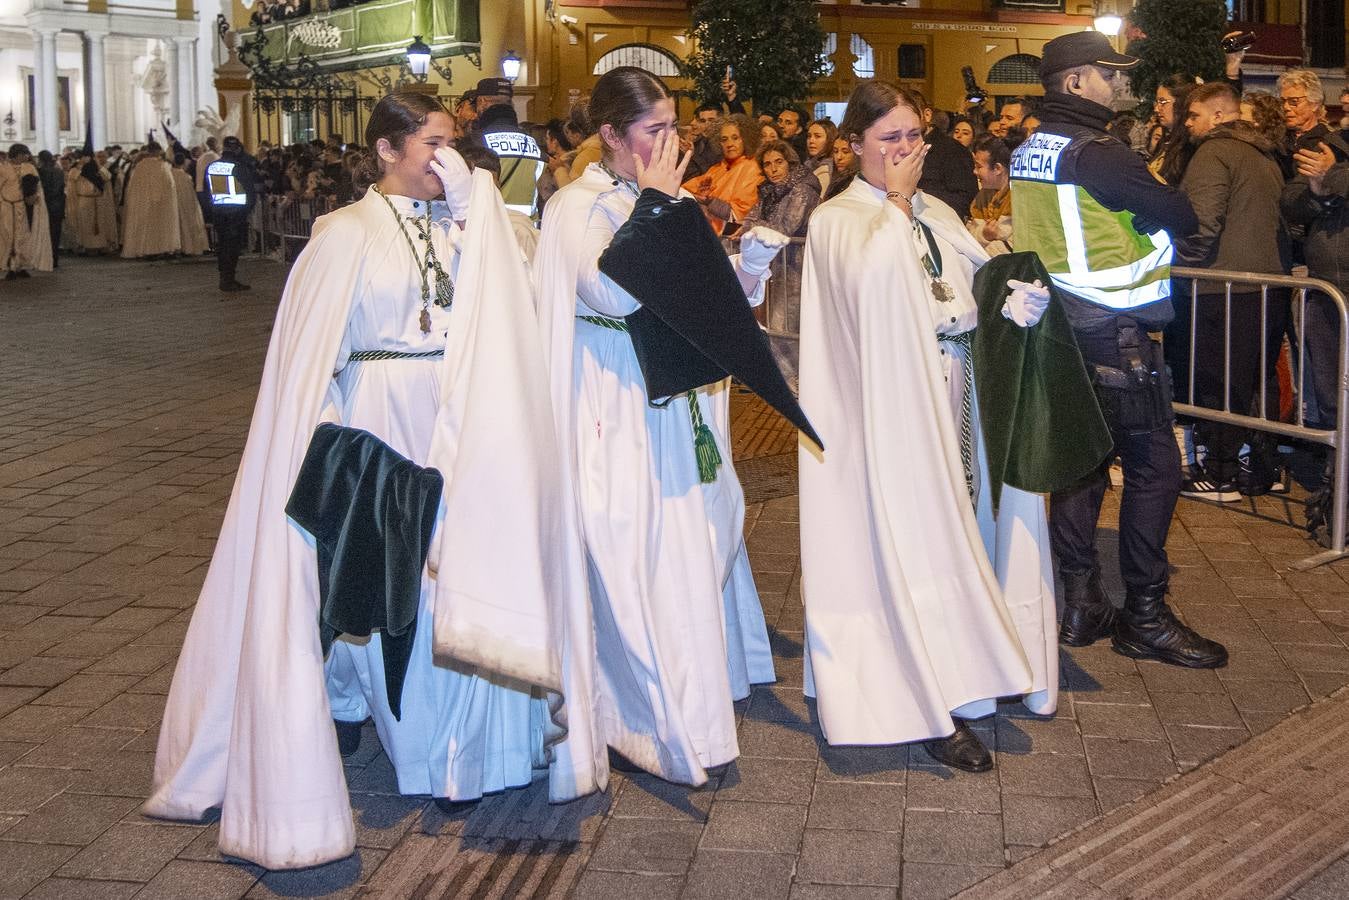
[120, 144, 180, 258]
[798, 82, 1058, 771]
[535, 66, 779, 787]
[145, 93, 606, 870]
[172, 159, 210, 255]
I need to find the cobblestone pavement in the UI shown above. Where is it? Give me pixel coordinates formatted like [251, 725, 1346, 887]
[2, 256, 1349, 898]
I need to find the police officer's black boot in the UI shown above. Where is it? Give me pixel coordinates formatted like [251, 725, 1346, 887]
[1112, 582, 1228, 668]
[1059, 567, 1116, 646]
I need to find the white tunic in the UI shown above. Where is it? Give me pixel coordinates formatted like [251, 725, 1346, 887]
[145, 174, 603, 870]
[798, 177, 1057, 746]
[535, 165, 776, 786]
[120, 156, 180, 257]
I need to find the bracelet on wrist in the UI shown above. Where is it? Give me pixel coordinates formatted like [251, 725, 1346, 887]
[886, 190, 913, 204]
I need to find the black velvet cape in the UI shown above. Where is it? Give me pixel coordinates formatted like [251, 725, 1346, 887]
[598, 188, 822, 449]
[285, 423, 444, 720]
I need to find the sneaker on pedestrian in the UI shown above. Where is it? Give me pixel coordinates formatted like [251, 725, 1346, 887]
[1237, 453, 1288, 496]
[1180, 469, 1241, 502]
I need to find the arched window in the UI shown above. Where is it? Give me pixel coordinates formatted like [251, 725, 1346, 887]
[592, 43, 682, 77]
[823, 33, 876, 78]
[988, 54, 1041, 84]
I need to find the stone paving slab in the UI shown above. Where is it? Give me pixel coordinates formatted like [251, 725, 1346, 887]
[2, 257, 1349, 897]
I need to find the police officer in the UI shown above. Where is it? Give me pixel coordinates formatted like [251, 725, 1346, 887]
[471, 77, 544, 216]
[207, 136, 256, 293]
[1010, 32, 1227, 669]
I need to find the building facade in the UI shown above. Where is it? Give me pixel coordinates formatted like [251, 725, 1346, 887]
[221, 0, 1348, 150]
[1, 0, 229, 153]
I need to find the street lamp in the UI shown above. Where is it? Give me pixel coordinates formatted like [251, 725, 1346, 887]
[501, 50, 521, 83]
[406, 35, 432, 82]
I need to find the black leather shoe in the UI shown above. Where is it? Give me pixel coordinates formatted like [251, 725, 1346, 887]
[1059, 567, 1117, 647]
[607, 748, 645, 774]
[1113, 582, 1228, 668]
[333, 718, 364, 757]
[433, 797, 478, 815]
[219, 280, 250, 292]
[921, 722, 993, 773]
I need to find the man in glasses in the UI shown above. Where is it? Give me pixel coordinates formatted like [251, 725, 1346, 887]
[1278, 70, 1349, 545]
[1277, 69, 1348, 180]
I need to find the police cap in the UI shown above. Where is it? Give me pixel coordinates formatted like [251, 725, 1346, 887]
[1039, 31, 1139, 82]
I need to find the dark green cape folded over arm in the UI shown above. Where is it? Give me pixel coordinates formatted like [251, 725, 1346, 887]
[598, 188, 822, 449]
[971, 252, 1113, 510]
[285, 423, 444, 720]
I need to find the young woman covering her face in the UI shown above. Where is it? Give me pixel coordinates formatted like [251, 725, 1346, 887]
[534, 66, 788, 786]
[146, 92, 595, 868]
[797, 81, 1058, 772]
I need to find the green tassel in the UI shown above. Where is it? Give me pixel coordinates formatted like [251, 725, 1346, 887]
[694, 422, 723, 484]
[687, 390, 722, 484]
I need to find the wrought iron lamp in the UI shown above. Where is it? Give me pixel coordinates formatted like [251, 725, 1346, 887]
[500, 49, 521, 83]
[1093, 0, 1123, 37]
[3, 107, 15, 142]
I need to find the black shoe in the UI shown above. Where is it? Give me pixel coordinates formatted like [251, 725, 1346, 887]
[432, 797, 478, 815]
[219, 281, 251, 292]
[1112, 582, 1228, 668]
[921, 722, 993, 773]
[1180, 468, 1240, 503]
[1059, 568, 1117, 647]
[333, 718, 364, 757]
[1238, 453, 1288, 497]
[607, 748, 645, 775]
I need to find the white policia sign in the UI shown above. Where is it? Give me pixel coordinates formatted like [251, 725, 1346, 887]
[206, 160, 247, 206]
[1010, 132, 1072, 182]
[484, 132, 543, 160]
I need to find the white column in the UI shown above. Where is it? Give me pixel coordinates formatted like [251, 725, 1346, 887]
[31, 32, 45, 144]
[37, 28, 59, 152]
[161, 38, 177, 137]
[173, 37, 196, 140]
[86, 31, 108, 149]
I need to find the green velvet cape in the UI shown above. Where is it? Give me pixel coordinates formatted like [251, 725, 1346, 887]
[972, 252, 1112, 510]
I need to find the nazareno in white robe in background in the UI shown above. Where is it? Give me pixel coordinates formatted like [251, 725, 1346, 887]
[10, 161, 52, 272]
[172, 167, 209, 255]
[534, 164, 776, 787]
[798, 176, 1057, 747]
[120, 156, 180, 257]
[144, 170, 605, 870]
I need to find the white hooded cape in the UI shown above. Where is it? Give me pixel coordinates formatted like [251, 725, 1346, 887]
[120, 157, 180, 257]
[798, 178, 1057, 746]
[145, 171, 602, 869]
[534, 167, 775, 787]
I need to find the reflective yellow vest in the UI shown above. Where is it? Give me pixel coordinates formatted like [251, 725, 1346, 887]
[1010, 127, 1173, 310]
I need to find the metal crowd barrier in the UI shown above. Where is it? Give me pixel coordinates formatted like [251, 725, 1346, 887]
[248, 195, 339, 262]
[1168, 266, 1349, 570]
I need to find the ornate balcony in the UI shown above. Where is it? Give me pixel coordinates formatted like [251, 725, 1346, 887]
[245, 0, 480, 71]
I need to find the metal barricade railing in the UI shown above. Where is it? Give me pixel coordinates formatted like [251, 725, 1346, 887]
[1169, 266, 1349, 570]
[249, 195, 339, 262]
[724, 235, 807, 391]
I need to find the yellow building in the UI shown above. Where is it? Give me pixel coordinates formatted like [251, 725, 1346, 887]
[223, 0, 1349, 146]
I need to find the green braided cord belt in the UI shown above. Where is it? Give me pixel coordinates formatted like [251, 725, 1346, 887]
[937, 330, 976, 506]
[347, 349, 446, 362]
[576, 315, 723, 483]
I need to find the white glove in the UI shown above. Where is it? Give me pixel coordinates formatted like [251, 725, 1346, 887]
[738, 225, 791, 278]
[429, 146, 473, 221]
[1003, 278, 1050, 328]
